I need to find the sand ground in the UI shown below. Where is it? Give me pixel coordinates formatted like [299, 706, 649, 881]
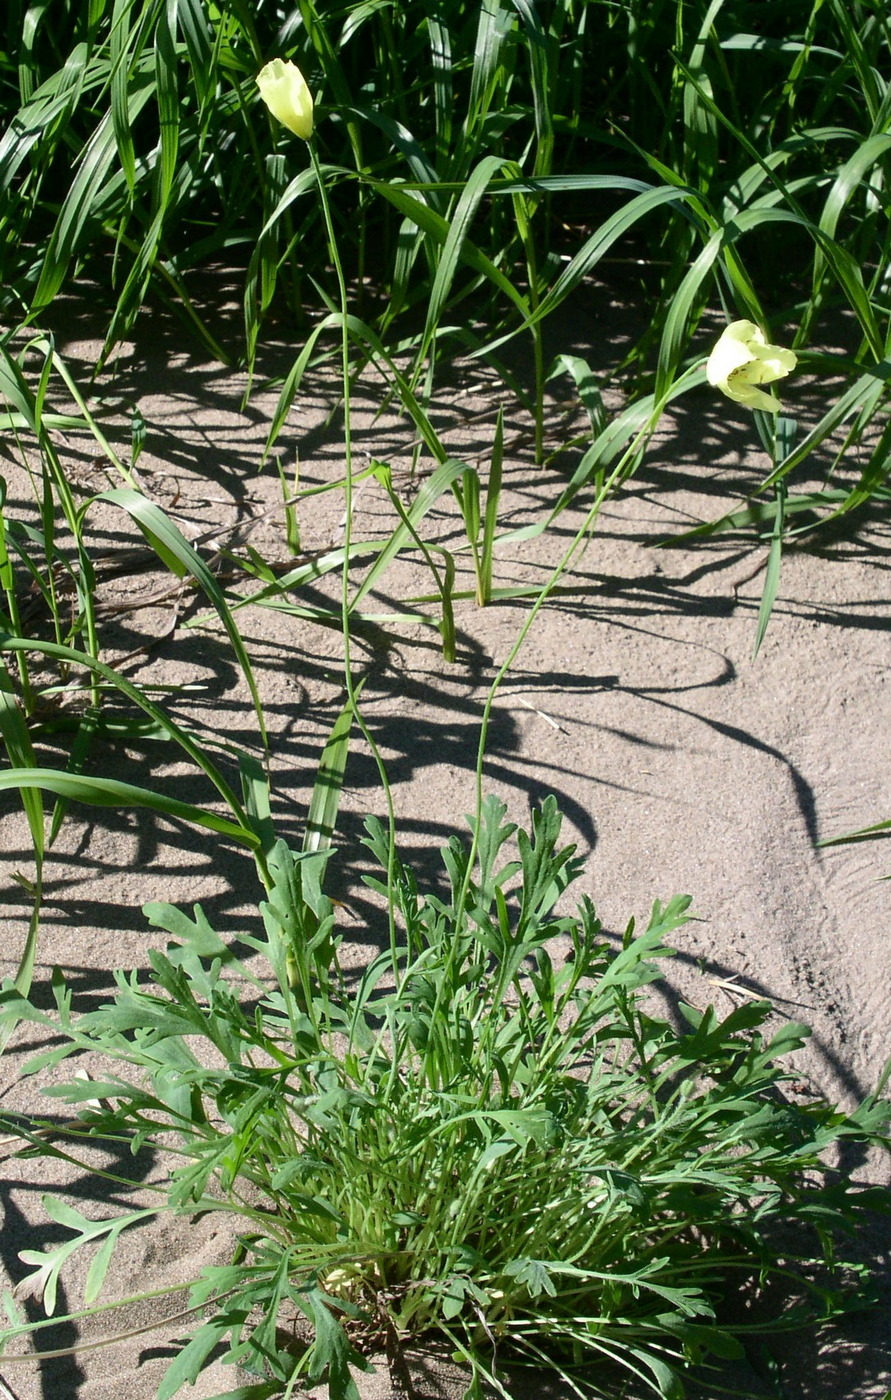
[0, 292, 888, 1399]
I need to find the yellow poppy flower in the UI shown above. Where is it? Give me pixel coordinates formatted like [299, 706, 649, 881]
[706, 320, 797, 413]
[256, 58, 314, 140]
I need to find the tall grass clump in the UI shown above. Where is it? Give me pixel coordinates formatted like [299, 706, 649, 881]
[2, 2, 889, 375]
[0, 325, 283, 1031]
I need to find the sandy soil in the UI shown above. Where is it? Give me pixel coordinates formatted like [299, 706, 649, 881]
[0, 291, 888, 1399]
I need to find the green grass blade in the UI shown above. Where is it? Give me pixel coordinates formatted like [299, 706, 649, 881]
[414, 153, 511, 384]
[509, 0, 554, 177]
[752, 482, 786, 661]
[547, 363, 707, 522]
[176, 0, 214, 105]
[470, 183, 696, 361]
[31, 85, 154, 311]
[836, 410, 891, 514]
[466, 0, 512, 147]
[243, 152, 299, 371]
[352, 456, 468, 608]
[819, 818, 891, 848]
[426, 9, 453, 167]
[655, 228, 723, 401]
[479, 407, 504, 606]
[0, 634, 251, 828]
[262, 311, 336, 461]
[303, 686, 362, 855]
[673, 55, 885, 358]
[661, 489, 852, 544]
[36, 336, 136, 484]
[826, 0, 883, 123]
[295, 0, 364, 169]
[0, 45, 92, 193]
[547, 355, 606, 436]
[765, 358, 891, 488]
[362, 176, 530, 322]
[0, 664, 44, 1022]
[805, 132, 891, 336]
[681, 0, 725, 188]
[346, 105, 442, 202]
[373, 462, 459, 658]
[92, 489, 268, 754]
[0, 769, 259, 846]
[109, 0, 138, 193]
[47, 705, 101, 845]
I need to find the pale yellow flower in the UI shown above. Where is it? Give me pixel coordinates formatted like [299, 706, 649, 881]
[256, 58, 314, 140]
[706, 320, 797, 413]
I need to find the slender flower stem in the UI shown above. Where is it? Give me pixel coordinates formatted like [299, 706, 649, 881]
[308, 147, 355, 672]
[308, 143, 400, 976]
[446, 371, 701, 960]
[514, 191, 545, 465]
[525, 236, 545, 467]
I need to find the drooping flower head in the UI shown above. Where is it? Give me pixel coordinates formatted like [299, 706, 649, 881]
[706, 320, 797, 414]
[256, 58, 314, 140]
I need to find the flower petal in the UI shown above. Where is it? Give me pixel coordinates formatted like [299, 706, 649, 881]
[748, 343, 798, 381]
[706, 333, 753, 387]
[707, 321, 796, 412]
[724, 373, 782, 412]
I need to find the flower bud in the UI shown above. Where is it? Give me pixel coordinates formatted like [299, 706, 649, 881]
[256, 58, 314, 140]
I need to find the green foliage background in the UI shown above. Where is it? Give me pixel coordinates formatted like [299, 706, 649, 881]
[2, 0, 890, 371]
